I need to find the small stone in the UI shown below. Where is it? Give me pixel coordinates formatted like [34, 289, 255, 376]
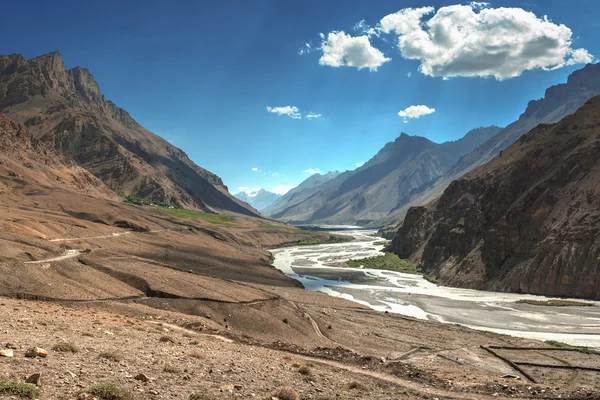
[26, 373, 42, 386]
[25, 347, 48, 358]
[134, 373, 153, 382]
[0, 349, 14, 357]
[234, 384, 243, 390]
[5, 343, 17, 349]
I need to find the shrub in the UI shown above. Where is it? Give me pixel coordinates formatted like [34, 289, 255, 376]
[0, 380, 41, 398]
[99, 351, 122, 362]
[87, 382, 135, 400]
[163, 364, 179, 373]
[52, 341, 79, 353]
[298, 366, 312, 376]
[159, 335, 175, 343]
[271, 387, 299, 400]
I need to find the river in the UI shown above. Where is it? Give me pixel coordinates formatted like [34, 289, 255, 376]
[271, 229, 600, 349]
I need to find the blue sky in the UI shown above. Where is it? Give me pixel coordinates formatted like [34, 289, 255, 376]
[1, 0, 598, 194]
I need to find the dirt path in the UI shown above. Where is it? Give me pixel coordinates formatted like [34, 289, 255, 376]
[48, 228, 170, 242]
[145, 320, 234, 343]
[24, 249, 83, 264]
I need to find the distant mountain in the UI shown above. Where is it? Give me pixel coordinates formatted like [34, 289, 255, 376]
[389, 96, 600, 299]
[234, 189, 281, 211]
[262, 171, 340, 217]
[382, 63, 600, 228]
[0, 51, 259, 217]
[266, 127, 501, 225]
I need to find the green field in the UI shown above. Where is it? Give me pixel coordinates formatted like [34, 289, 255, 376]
[297, 235, 354, 246]
[517, 299, 594, 307]
[546, 340, 599, 355]
[345, 253, 420, 274]
[160, 208, 237, 225]
[255, 221, 303, 233]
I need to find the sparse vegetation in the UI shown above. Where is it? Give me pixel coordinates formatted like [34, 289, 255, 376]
[345, 253, 420, 274]
[163, 364, 180, 373]
[347, 381, 364, 390]
[423, 274, 438, 285]
[255, 221, 302, 232]
[161, 208, 237, 225]
[87, 382, 136, 400]
[298, 366, 312, 376]
[0, 380, 41, 398]
[52, 341, 79, 353]
[99, 351, 122, 362]
[188, 350, 204, 359]
[123, 194, 171, 208]
[271, 387, 300, 400]
[518, 299, 594, 307]
[545, 340, 600, 354]
[159, 335, 176, 343]
[298, 235, 353, 246]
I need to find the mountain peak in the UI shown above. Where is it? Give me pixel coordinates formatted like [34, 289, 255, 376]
[68, 66, 102, 103]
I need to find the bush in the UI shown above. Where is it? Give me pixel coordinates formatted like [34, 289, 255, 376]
[346, 253, 419, 274]
[159, 335, 175, 343]
[99, 351, 122, 362]
[298, 366, 312, 376]
[271, 387, 299, 400]
[163, 364, 179, 373]
[87, 382, 135, 400]
[0, 380, 41, 398]
[52, 341, 79, 353]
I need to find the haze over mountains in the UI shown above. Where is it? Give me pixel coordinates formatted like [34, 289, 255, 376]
[234, 188, 281, 211]
[0, 51, 259, 217]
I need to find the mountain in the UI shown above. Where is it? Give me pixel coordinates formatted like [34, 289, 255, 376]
[0, 51, 258, 217]
[0, 111, 116, 199]
[262, 171, 340, 217]
[389, 96, 600, 299]
[382, 63, 600, 228]
[234, 188, 281, 211]
[266, 127, 501, 225]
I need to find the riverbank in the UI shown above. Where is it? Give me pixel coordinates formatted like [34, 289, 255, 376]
[271, 229, 600, 349]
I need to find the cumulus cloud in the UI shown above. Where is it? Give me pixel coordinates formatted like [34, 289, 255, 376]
[266, 105, 302, 119]
[379, 5, 593, 80]
[319, 31, 390, 71]
[353, 20, 378, 37]
[251, 167, 259, 172]
[398, 105, 436, 123]
[306, 112, 322, 120]
[272, 185, 296, 195]
[303, 168, 322, 174]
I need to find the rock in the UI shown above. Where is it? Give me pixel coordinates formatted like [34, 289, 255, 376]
[0, 348, 14, 357]
[134, 373, 154, 382]
[25, 347, 48, 358]
[234, 384, 243, 390]
[25, 373, 41, 386]
[5, 343, 17, 349]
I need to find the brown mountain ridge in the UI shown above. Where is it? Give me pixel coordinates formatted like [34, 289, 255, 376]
[0, 51, 258, 216]
[389, 96, 600, 299]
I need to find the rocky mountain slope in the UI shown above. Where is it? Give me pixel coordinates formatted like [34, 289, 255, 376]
[0, 111, 115, 200]
[382, 63, 600, 228]
[234, 188, 281, 211]
[0, 51, 258, 216]
[389, 96, 600, 299]
[268, 127, 500, 225]
[262, 170, 340, 217]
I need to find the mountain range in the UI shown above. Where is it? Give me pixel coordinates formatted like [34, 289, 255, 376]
[234, 188, 281, 211]
[264, 128, 501, 225]
[389, 95, 600, 299]
[0, 51, 258, 217]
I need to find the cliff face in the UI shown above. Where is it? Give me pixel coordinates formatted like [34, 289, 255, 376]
[389, 96, 600, 299]
[267, 127, 501, 226]
[0, 52, 258, 216]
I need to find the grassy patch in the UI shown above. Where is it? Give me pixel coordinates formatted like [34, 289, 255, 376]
[423, 274, 438, 285]
[123, 195, 171, 208]
[0, 380, 41, 398]
[518, 299, 594, 307]
[345, 253, 420, 274]
[99, 351, 122, 362]
[255, 221, 302, 233]
[87, 382, 135, 400]
[161, 208, 237, 225]
[52, 341, 79, 353]
[545, 340, 599, 355]
[298, 235, 354, 246]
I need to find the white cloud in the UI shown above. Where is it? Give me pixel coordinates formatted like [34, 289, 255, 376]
[468, 1, 490, 9]
[407, 71, 412, 78]
[306, 112, 322, 120]
[272, 185, 297, 195]
[379, 5, 593, 79]
[271, 172, 280, 177]
[237, 186, 261, 196]
[298, 42, 313, 55]
[356, 162, 365, 168]
[353, 20, 378, 37]
[398, 105, 436, 123]
[319, 31, 390, 71]
[251, 167, 259, 172]
[303, 168, 322, 174]
[266, 105, 302, 119]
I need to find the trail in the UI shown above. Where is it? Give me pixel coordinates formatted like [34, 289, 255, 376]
[24, 249, 83, 264]
[145, 321, 233, 343]
[49, 228, 170, 242]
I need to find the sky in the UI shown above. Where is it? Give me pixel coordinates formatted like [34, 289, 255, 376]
[1, 0, 598, 194]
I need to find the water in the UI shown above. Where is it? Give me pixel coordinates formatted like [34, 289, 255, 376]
[271, 229, 600, 349]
